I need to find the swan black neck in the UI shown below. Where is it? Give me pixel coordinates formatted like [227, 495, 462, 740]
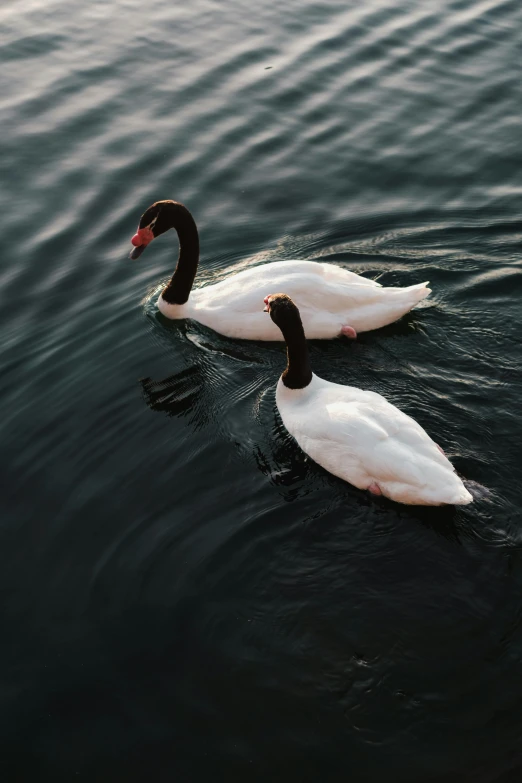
[160, 203, 200, 305]
[282, 325, 313, 389]
[270, 297, 312, 389]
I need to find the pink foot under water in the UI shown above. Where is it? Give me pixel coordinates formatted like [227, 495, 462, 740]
[341, 325, 357, 339]
[368, 482, 382, 496]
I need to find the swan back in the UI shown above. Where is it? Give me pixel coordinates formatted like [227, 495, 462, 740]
[276, 375, 472, 505]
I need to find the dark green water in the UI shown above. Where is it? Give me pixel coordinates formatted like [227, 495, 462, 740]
[2, 0, 522, 780]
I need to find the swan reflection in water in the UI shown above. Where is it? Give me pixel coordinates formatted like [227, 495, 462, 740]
[139, 361, 311, 495]
[140, 367, 209, 427]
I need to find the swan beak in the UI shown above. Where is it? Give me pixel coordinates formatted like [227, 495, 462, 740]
[130, 226, 155, 258]
[129, 244, 146, 260]
[263, 296, 270, 312]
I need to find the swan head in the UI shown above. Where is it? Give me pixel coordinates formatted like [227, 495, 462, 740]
[129, 200, 177, 259]
[263, 294, 303, 339]
[263, 293, 299, 326]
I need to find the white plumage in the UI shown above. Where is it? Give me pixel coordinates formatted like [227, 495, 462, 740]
[265, 292, 473, 506]
[158, 259, 430, 340]
[277, 374, 472, 505]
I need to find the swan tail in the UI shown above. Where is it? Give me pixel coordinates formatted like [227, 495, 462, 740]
[462, 480, 492, 502]
[402, 281, 431, 305]
[381, 281, 431, 317]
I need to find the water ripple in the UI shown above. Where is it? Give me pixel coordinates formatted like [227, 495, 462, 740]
[3, 0, 522, 779]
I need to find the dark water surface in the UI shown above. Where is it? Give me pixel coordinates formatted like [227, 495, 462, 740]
[2, 0, 522, 780]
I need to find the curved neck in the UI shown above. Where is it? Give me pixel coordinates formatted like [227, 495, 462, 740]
[161, 204, 200, 305]
[279, 314, 313, 390]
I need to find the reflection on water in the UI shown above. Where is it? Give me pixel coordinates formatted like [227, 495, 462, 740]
[2, 0, 522, 780]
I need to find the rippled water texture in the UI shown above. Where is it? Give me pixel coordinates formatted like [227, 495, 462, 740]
[2, 0, 522, 780]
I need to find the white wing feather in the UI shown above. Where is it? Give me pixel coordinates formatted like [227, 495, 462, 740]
[277, 377, 472, 505]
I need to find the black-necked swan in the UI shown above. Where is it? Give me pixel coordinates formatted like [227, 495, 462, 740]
[264, 292, 474, 505]
[129, 199, 431, 341]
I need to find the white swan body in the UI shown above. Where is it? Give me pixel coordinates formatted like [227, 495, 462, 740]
[277, 373, 472, 505]
[263, 291, 473, 506]
[157, 259, 430, 340]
